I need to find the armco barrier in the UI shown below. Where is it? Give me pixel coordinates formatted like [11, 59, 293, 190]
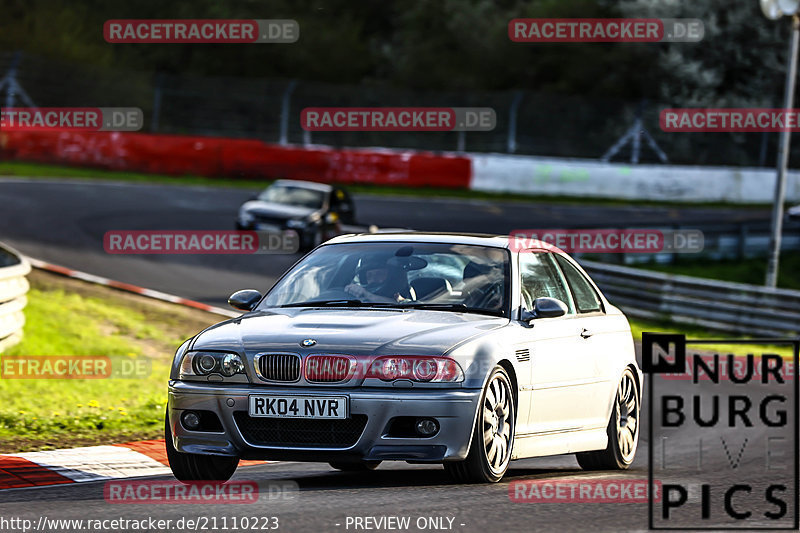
[0, 130, 471, 189]
[582, 260, 800, 337]
[0, 244, 30, 353]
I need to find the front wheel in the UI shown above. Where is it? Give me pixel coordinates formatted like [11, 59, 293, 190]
[444, 366, 515, 483]
[165, 414, 239, 482]
[576, 367, 640, 470]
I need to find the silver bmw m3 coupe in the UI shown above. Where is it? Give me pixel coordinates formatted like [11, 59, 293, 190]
[166, 233, 641, 483]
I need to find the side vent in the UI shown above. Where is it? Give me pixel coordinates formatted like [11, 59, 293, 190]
[515, 348, 530, 362]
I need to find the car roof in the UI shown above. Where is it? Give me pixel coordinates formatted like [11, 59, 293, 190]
[271, 179, 333, 192]
[325, 231, 556, 251]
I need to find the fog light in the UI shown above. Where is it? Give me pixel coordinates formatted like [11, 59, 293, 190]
[415, 418, 439, 437]
[182, 411, 201, 430]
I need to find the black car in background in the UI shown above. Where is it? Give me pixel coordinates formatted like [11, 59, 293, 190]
[236, 180, 356, 249]
[789, 205, 800, 221]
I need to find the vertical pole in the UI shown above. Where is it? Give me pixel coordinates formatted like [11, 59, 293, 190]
[279, 80, 297, 146]
[507, 91, 523, 153]
[766, 15, 800, 287]
[151, 73, 163, 133]
[4, 52, 22, 109]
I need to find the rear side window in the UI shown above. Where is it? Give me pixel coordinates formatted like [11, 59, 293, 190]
[554, 255, 603, 314]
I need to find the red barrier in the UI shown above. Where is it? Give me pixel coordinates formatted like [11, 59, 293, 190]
[0, 130, 471, 189]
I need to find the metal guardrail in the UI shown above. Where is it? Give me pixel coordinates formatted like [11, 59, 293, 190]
[0, 244, 30, 353]
[582, 260, 800, 338]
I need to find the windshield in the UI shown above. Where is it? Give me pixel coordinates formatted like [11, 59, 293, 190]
[261, 242, 510, 317]
[257, 185, 326, 209]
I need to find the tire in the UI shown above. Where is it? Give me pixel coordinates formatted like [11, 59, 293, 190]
[576, 367, 640, 470]
[444, 366, 515, 483]
[329, 460, 381, 471]
[165, 414, 239, 483]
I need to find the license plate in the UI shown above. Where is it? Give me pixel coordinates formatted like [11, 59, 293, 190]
[248, 395, 348, 419]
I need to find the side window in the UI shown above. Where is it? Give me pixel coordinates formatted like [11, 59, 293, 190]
[519, 252, 574, 314]
[554, 255, 603, 314]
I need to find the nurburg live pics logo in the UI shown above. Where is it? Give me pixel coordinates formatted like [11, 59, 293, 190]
[643, 333, 799, 530]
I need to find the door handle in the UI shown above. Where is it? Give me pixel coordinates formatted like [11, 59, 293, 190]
[580, 328, 593, 339]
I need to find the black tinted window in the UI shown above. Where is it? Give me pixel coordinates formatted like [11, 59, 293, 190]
[555, 255, 602, 314]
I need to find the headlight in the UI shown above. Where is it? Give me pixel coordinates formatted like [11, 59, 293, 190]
[220, 353, 246, 376]
[365, 356, 464, 383]
[239, 211, 254, 224]
[286, 219, 307, 229]
[179, 351, 246, 379]
[196, 354, 217, 374]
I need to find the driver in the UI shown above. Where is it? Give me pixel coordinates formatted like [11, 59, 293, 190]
[345, 256, 410, 303]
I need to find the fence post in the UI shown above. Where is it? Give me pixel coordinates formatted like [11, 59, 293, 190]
[151, 73, 163, 133]
[279, 80, 297, 145]
[507, 91, 523, 153]
[738, 223, 748, 260]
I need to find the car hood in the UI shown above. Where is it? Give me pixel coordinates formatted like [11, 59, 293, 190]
[191, 308, 507, 356]
[240, 200, 318, 220]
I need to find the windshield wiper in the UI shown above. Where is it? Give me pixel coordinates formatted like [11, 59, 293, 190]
[280, 299, 402, 308]
[400, 303, 503, 316]
[280, 299, 365, 307]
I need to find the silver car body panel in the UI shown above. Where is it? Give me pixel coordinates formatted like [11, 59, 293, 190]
[168, 233, 641, 463]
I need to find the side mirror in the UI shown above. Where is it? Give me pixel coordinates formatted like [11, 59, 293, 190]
[228, 289, 262, 311]
[521, 297, 568, 324]
[533, 297, 568, 318]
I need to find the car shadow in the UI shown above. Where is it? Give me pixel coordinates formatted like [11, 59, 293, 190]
[277, 463, 643, 492]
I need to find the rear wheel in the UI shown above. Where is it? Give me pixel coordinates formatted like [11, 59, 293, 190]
[165, 414, 239, 482]
[329, 461, 381, 472]
[576, 368, 639, 470]
[445, 366, 515, 483]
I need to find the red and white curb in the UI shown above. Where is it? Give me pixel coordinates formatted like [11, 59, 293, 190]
[0, 259, 247, 490]
[0, 440, 268, 490]
[25, 257, 238, 318]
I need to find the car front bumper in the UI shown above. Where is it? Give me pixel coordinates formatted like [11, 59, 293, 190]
[167, 381, 482, 463]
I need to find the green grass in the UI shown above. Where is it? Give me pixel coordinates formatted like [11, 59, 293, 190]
[0, 160, 772, 208]
[637, 253, 800, 291]
[0, 283, 183, 447]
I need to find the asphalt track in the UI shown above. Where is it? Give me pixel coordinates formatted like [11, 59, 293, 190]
[0, 178, 772, 307]
[1, 366, 795, 532]
[0, 178, 794, 532]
